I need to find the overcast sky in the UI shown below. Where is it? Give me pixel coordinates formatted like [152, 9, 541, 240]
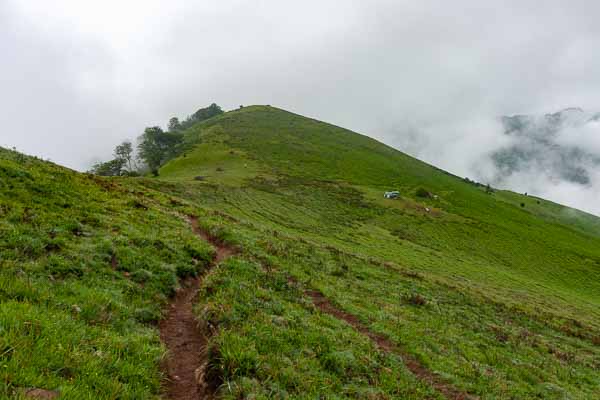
[2, 1, 600, 213]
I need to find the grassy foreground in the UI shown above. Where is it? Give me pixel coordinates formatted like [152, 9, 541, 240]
[0, 148, 213, 399]
[2, 105, 600, 399]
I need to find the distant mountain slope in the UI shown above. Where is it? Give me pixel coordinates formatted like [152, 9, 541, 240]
[493, 108, 600, 185]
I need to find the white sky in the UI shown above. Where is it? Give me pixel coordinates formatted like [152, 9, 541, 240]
[3, 1, 600, 213]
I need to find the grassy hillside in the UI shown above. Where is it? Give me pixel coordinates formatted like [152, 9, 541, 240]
[0, 148, 214, 399]
[157, 106, 600, 398]
[161, 106, 600, 317]
[2, 105, 600, 399]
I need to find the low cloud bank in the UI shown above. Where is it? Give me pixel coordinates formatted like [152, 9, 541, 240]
[390, 110, 600, 216]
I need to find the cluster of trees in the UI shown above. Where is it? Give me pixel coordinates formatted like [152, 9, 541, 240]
[90, 141, 136, 176]
[173, 102, 223, 131]
[90, 103, 223, 177]
[137, 127, 183, 175]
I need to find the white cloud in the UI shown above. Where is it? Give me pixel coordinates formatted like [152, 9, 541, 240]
[3, 0, 600, 213]
[556, 120, 600, 155]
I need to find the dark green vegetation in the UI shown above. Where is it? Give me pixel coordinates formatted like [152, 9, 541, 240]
[3, 105, 600, 398]
[90, 141, 136, 177]
[90, 103, 224, 177]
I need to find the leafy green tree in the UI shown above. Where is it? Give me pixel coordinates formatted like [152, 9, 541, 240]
[89, 158, 126, 176]
[92, 103, 222, 177]
[114, 141, 134, 172]
[168, 117, 181, 132]
[191, 103, 223, 121]
[137, 127, 164, 176]
[180, 103, 224, 130]
[137, 127, 182, 176]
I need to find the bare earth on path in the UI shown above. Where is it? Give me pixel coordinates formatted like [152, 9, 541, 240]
[159, 216, 234, 400]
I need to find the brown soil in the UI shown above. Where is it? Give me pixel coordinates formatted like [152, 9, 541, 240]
[159, 216, 234, 400]
[305, 289, 478, 400]
[23, 388, 59, 399]
[189, 217, 234, 263]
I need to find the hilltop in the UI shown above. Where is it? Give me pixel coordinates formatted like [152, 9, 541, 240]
[2, 106, 600, 399]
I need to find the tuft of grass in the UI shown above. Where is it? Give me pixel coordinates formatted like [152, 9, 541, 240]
[404, 292, 428, 306]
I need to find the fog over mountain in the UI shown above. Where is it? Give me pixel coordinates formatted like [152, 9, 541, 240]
[3, 1, 600, 214]
[394, 108, 600, 215]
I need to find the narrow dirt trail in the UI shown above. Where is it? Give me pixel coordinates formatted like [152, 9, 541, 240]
[160, 214, 474, 399]
[159, 216, 233, 400]
[305, 289, 478, 400]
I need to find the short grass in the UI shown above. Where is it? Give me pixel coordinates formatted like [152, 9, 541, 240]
[198, 255, 440, 399]
[0, 148, 213, 399]
[169, 190, 600, 399]
[159, 142, 262, 186]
